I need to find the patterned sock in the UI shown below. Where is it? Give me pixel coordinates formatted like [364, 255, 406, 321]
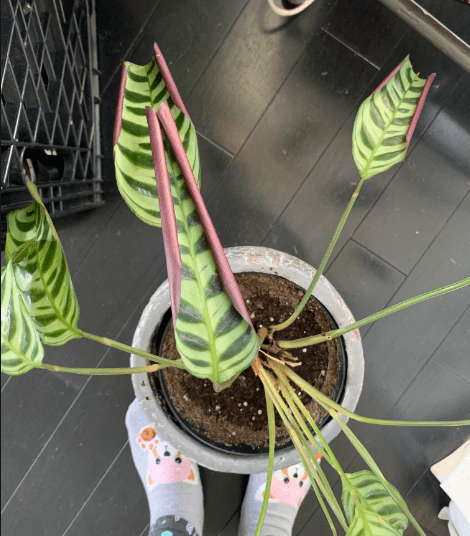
[238, 454, 321, 536]
[126, 399, 204, 536]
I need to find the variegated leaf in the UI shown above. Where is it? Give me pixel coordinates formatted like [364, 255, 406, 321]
[353, 56, 434, 180]
[342, 471, 408, 534]
[1, 260, 44, 375]
[147, 104, 259, 386]
[114, 43, 200, 226]
[346, 506, 403, 536]
[5, 182, 81, 346]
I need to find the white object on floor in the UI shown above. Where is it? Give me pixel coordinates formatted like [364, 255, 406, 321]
[431, 440, 470, 536]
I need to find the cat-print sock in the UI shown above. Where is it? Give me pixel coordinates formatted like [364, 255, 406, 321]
[126, 399, 204, 536]
[238, 454, 321, 536]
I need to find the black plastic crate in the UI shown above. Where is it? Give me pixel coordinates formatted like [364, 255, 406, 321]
[1, 0, 103, 243]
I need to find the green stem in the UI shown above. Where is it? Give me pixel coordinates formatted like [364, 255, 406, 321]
[259, 365, 348, 532]
[330, 410, 426, 536]
[254, 389, 276, 536]
[282, 366, 470, 427]
[273, 364, 359, 499]
[41, 363, 161, 375]
[278, 276, 470, 349]
[271, 178, 365, 333]
[81, 331, 186, 369]
[261, 383, 339, 536]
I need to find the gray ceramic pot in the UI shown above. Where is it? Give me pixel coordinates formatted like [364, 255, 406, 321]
[131, 247, 364, 474]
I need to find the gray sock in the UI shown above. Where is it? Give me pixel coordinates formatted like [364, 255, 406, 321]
[126, 399, 204, 535]
[238, 458, 317, 536]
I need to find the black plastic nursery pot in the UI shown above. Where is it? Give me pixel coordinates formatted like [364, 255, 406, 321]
[150, 280, 348, 456]
[131, 247, 364, 474]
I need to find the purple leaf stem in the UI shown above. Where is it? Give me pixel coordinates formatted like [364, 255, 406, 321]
[157, 102, 253, 327]
[153, 43, 190, 119]
[406, 73, 435, 146]
[113, 62, 127, 152]
[146, 106, 182, 325]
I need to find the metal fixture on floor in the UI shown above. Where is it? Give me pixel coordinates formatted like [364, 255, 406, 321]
[1, 0, 104, 245]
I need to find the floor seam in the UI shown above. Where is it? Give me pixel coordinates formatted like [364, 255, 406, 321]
[320, 27, 380, 70]
[348, 238, 409, 277]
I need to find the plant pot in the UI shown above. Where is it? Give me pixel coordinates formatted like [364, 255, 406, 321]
[131, 246, 364, 474]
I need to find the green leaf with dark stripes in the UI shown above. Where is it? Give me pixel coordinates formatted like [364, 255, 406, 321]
[114, 44, 200, 226]
[346, 506, 404, 536]
[5, 182, 81, 346]
[1, 261, 44, 375]
[342, 471, 409, 534]
[148, 104, 259, 386]
[352, 56, 434, 179]
[172, 166, 258, 384]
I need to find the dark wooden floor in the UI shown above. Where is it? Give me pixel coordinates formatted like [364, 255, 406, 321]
[2, 0, 470, 535]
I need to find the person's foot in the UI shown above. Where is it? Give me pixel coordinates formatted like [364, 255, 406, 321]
[126, 399, 204, 536]
[238, 454, 321, 536]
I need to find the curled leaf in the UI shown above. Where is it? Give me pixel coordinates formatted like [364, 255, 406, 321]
[5, 182, 81, 346]
[1, 261, 44, 375]
[146, 103, 258, 386]
[352, 56, 435, 180]
[114, 43, 200, 226]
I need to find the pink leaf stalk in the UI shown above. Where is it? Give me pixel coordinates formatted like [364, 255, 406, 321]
[113, 62, 127, 153]
[406, 73, 435, 146]
[153, 43, 190, 119]
[156, 101, 253, 328]
[146, 106, 182, 325]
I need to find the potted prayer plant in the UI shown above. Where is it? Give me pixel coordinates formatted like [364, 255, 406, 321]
[2, 43, 469, 536]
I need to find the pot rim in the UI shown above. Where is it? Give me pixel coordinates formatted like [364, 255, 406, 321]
[131, 246, 364, 474]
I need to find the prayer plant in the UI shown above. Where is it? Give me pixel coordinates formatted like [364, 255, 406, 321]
[2, 45, 469, 536]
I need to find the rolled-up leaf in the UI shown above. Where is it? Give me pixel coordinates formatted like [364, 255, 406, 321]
[114, 43, 200, 226]
[5, 182, 81, 346]
[352, 56, 435, 180]
[146, 103, 258, 386]
[1, 261, 44, 375]
[342, 471, 408, 534]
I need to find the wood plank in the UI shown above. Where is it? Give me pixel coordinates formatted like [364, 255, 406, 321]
[356, 191, 470, 418]
[432, 307, 470, 383]
[62, 444, 149, 536]
[353, 75, 470, 274]
[199, 469, 247, 535]
[96, 0, 163, 98]
[321, 0, 408, 69]
[325, 240, 406, 336]
[98, 0, 249, 102]
[204, 29, 376, 248]
[185, 0, 341, 155]
[128, 0, 250, 102]
[219, 508, 240, 536]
